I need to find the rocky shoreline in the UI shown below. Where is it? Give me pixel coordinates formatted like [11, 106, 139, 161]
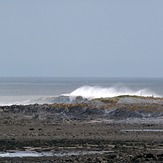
[0, 96, 163, 162]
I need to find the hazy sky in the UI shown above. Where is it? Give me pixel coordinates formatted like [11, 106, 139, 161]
[0, 0, 163, 77]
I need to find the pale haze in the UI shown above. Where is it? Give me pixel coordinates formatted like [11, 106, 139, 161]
[0, 0, 163, 77]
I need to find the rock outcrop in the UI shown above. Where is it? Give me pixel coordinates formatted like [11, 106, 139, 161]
[0, 96, 163, 122]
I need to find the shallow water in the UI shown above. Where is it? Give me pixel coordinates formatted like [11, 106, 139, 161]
[88, 118, 163, 125]
[121, 129, 163, 132]
[0, 150, 111, 158]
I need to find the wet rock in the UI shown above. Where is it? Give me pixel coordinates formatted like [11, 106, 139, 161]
[108, 108, 143, 119]
[157, 154, 163, 161]
[0, 97, 163, 123]
[132, 153, 157, 162]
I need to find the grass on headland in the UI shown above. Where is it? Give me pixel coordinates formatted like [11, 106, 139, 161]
[92, 95, 163, 104]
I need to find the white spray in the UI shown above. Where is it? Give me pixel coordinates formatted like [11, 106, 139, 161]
[68, 86, 160, 99]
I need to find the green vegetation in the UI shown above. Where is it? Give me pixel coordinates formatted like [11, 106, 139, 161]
[116, 95, 162, 99]
[92, 97, 119, 104]
[92, 95, 163, 104]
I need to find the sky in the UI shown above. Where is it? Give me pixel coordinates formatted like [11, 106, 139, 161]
[0, 0, 163, 77]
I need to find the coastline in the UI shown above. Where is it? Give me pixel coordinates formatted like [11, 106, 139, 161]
[0, 96, 163, 162]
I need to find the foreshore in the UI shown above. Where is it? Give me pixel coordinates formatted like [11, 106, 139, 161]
[0, 96, 163, 162]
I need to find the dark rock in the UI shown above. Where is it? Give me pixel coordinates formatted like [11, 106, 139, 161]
[108, 108, 143, 119]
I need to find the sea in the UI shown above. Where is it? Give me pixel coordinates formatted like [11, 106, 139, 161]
[0, 77, 163, 106]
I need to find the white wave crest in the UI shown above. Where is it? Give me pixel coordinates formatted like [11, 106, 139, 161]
[69, 86, 160, 99]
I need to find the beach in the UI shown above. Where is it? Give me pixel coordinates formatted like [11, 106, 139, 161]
[0, 96, 163, 162]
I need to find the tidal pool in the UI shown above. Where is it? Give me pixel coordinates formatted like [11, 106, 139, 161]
[121, 129, 163, 132]
[0, 150, 111, 158]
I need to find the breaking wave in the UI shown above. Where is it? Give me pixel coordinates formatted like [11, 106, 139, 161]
[0, 86, 161, 106]
[68, 86, 160, 99]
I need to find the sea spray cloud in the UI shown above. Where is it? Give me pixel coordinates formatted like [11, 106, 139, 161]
[69, 86, 160, 99]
